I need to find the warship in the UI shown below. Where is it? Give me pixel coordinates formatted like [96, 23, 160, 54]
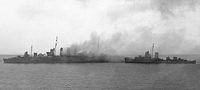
[3, 37, 108, 64]
[125, 44, 196, 64]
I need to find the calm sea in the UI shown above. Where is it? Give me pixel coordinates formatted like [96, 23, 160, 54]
[0, 55, 200, 90]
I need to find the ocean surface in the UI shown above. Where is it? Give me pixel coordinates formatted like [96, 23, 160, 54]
[0, 55, 200, 90]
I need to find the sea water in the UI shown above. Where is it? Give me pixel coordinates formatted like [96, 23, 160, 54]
[0, 55, 200, 90]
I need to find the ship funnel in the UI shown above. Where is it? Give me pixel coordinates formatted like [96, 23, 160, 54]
[155, 52, 159, 59]
[60, 47, 63, 56]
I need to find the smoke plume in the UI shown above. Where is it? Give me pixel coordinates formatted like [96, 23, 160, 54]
[65, 0, 200, 56]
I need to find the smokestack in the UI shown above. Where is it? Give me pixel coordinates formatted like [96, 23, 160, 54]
[60, 47, 63, 56]
[155, 52, 159, 59]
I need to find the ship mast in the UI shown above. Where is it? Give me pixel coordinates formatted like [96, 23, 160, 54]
[152, 43, 154, 58]
[31, 45, 33, 57]
[54, 36, 58, 55]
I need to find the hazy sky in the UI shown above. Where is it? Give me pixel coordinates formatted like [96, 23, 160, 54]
[0, 0, 200, 55]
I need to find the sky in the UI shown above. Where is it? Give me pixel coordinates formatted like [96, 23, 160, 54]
[0, 0, 200, 55]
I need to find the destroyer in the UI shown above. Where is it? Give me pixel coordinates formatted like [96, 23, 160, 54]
[3, 37, 108, 64]
[125, 44, 196, 64]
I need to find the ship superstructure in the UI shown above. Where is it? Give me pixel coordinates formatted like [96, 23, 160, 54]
[125, 44, 196, 64]
[3, 37, 108, 64]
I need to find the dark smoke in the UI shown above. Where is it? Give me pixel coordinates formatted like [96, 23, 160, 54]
[65, 0, 200, 57]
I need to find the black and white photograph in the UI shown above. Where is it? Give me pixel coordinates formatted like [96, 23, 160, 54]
[0, 0, 200, 90]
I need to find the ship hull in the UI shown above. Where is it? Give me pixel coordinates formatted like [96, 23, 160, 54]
[125, 57, 196, 64]
[3, 56, 108, 64]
